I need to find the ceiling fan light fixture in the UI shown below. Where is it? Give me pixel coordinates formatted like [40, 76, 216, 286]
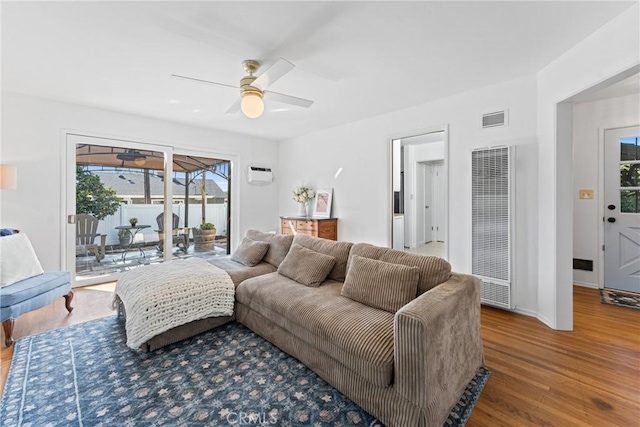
[241, 91, 264, 119]
[116, 149, 147, 164]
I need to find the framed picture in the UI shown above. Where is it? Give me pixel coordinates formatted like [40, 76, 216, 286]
[313, 188, 333, 218]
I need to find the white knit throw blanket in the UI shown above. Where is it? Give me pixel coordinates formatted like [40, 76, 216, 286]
[113, 257, 234, 349]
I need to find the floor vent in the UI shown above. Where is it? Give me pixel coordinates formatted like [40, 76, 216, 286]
[573, 258, 594, 271]
[482, 110, 508, 128]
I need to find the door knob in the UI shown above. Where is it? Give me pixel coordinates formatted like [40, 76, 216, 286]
[607, 217, 616, 223]
[607, 204, 615, 210]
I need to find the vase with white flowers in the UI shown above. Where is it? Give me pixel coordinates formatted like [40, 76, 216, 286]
[292, 185, 315, 217]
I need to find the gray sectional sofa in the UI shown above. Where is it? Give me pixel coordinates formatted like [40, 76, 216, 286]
[211, 230, 484, 427]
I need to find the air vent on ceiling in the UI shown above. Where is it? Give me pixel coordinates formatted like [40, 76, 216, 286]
[482, 110, 508, 129]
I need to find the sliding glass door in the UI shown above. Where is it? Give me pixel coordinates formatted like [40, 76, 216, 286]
[66, 135, 235, 287]
[66, 134, 174, 286]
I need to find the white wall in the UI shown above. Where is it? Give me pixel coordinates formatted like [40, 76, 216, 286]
[572, 93, 640, 287]
[279, 74, 540, 315]
[0, 91, 280, 272]
[537, 4, 639, 329]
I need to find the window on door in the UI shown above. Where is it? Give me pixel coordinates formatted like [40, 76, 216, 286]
[620, 136, 640, 213]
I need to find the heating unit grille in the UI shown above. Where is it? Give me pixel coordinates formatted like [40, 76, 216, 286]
[472, 146, 513, 309]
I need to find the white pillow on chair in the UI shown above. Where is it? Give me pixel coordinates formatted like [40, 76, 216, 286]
[0, 232, 44, 287]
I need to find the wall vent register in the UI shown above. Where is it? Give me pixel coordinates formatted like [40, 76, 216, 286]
[481, 110, 508, 128]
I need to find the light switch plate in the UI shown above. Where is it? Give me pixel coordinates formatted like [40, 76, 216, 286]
[579, 189, 594, 199]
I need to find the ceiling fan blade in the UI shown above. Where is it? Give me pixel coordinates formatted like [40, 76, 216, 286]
[251, 58, 295, 91]
[264, 90, 314, 108]
[170, 74, 238, 90]
[225, 99, 241, 114]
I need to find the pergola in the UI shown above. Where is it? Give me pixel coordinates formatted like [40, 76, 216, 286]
[75, 145, 230, 229]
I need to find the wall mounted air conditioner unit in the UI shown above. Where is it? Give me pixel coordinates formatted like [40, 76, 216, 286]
[471, 145, 514, 309]
[247, 166, 273, 184]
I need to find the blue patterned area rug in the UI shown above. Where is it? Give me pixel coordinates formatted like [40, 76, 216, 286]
[1, 317, 490, 426]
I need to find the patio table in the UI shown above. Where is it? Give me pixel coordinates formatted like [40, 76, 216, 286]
[115, 225, 151, 261]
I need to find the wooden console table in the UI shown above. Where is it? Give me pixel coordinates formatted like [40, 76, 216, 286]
[280, 217, 338, 241]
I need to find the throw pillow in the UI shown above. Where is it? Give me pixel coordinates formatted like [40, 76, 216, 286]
[230, 237, 270, 267]
[0, 232, 44, 287]
[341, 255, 420, 313]
[277, 243, 336, 287]
[245, 229, 294, 268]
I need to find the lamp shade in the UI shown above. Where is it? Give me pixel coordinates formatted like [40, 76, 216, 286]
[0, 164, 17, 190]
[240, 93, 264, 119]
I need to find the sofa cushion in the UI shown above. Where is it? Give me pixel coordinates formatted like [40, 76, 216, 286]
[0, 271, 70, 307]
[277, 244, 336, 287]
[245, 230, 293, 268]
[292, 234, 353, 281]
[0, 232, 44, 287]
[207, 256, 276, 287]
[348, 243, 451, 296]
[230, 237, 270, 267]
[236, 273, 394, 387]
[341, 255, 419, 313]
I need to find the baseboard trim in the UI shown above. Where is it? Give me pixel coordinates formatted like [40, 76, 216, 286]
[573, 281, 600, 289]
[513, 307, 537, 318]
[536, 313, 554, 329]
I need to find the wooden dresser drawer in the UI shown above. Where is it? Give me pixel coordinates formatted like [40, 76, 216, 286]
[280, 217, 338, 241]
[296, 220, 317, 231]
[281, 219, 296, 234]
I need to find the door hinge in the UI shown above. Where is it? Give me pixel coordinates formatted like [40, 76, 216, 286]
[67, 215, 75, 224]
[602, 244, 605, 251]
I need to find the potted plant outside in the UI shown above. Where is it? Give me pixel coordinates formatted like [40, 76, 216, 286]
[192, 223, 216, 251]
[118, 229, 131, 247]
[129, 217, 138, 227]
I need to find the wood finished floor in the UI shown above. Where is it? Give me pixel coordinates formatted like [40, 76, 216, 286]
[1, 285, 638, 426]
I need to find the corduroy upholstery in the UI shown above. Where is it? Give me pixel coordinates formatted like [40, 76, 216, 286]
[292, 234, 353, 281]
[229, 235, 484, 427]
[348, 243, 452, 295]
[207, 257, 276, 287]
[341, 255, 420, 313]
[236, 274, 395, 387]
[230, 237, 270, 267]
[277, 244, 336, 287]
[245, 229, 293, 268]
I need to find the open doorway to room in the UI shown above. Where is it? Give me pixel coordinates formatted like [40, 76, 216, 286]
[390, 127, 448, 259]
[569, 71, 640, 294]
[68, 135, 231, 286]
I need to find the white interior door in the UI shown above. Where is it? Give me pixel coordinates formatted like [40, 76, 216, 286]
[434, 161, 445, 242]
[604, 126, 640, 293]
[423, 163, 434, 243]
[416, 163, 426, 246]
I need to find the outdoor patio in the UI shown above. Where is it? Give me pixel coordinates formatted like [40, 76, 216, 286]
[75, 238, 228, 279]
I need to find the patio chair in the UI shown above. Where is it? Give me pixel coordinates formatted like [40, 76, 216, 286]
[75, 214, 106, 262]
[156, 213, 189, 253]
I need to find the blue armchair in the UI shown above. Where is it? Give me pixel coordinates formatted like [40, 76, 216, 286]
[0, 229, 74, 347]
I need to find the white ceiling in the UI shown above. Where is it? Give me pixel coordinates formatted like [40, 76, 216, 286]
[2, 1, 635, 141]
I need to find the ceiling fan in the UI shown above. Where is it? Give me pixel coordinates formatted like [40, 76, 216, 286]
[116, 149, 147, 166]
[171, 58, 314, 119]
